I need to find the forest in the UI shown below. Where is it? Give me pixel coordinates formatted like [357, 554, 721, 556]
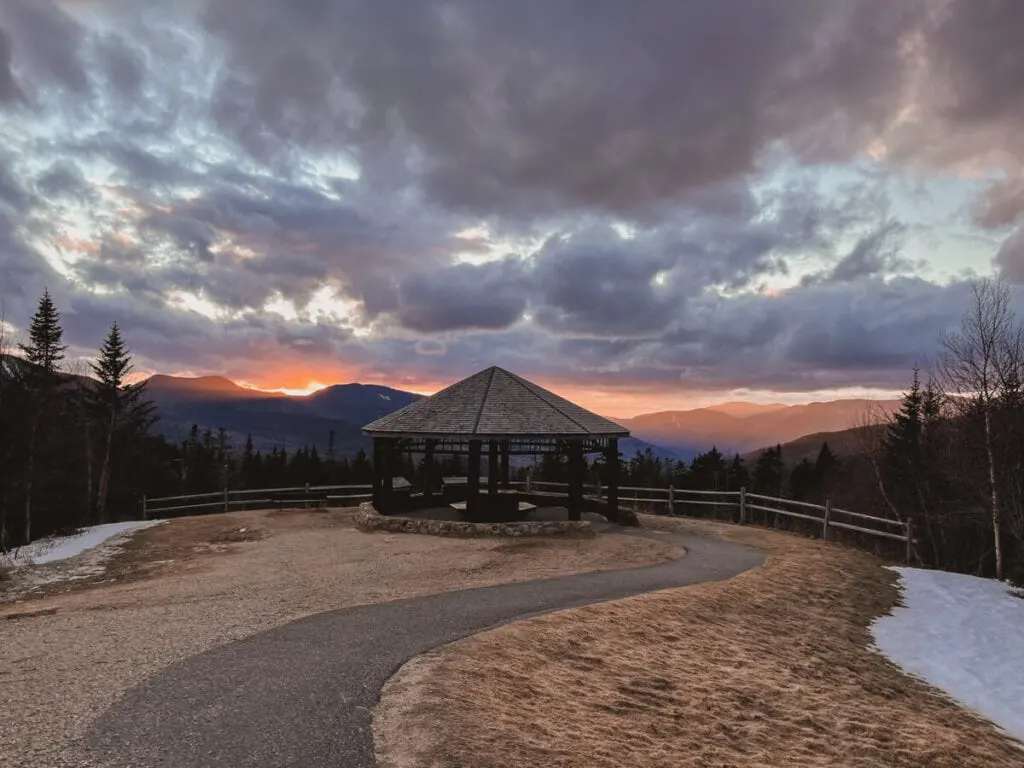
[2, 280, 1024, 584]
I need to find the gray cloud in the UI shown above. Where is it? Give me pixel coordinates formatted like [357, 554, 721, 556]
[0, 27, 24, 104]
[2, 0, 89, 97]
[201, 0, 925, 218]
[4, 0, 1024, 399]
[394, 258, 531, 333]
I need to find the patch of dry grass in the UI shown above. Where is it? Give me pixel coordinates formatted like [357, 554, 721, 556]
[374, 515, 1024, 768]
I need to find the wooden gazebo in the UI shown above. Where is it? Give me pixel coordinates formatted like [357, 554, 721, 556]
[362, 366, 630, 522]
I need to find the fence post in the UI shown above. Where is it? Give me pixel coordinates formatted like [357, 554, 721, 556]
[526, 473, 532, 494]
[223, 486, 229, 513]
[823, 498, 831, 541]
[141, 495, 148, 521]
[905, 520, 914, 565]
[739, 487, 747, 524]
[668, 484, 675, 516]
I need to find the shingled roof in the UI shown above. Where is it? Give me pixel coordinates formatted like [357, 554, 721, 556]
[362, 366, 630, 439]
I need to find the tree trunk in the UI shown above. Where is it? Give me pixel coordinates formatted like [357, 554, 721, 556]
[983, 407, 1004, 580]
[24, 420, 37, 545]
[95, 410, 116, 524]
[84, 415, 94, 523]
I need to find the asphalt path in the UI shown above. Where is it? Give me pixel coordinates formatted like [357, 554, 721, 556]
[67, 527, 763, 767]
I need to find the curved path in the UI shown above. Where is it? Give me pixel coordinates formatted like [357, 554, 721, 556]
[67, 527, 763, 767]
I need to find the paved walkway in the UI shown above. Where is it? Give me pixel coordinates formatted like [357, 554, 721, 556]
[68, 527, 763, 767]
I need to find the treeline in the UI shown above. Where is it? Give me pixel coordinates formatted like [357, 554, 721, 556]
[0, 292, 391, 547]
[862, 280, 1024, 582]
[528, 441, 841, 505]
[0, 291, 166, 547]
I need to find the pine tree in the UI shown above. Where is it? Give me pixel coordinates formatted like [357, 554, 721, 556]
[18, 290, 69, 542]
[814, 442, 840, 497]
[752, 445, 785, 496]
[88, 323, 154, 522]
[19, 289, 67, 376]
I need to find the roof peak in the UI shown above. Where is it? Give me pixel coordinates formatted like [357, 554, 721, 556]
[362, 365, 629, 439]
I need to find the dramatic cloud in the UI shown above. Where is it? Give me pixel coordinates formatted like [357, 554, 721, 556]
[0, 0, 1022, 410]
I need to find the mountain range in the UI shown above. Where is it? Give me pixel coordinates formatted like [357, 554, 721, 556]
[143, 374, 898, 462]
[620, 398, 899, 458]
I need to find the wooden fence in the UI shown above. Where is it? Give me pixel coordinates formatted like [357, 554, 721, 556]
[142, 479, 914, 562]
[143, 484, 372, 518]
[512, 479, 915, 563]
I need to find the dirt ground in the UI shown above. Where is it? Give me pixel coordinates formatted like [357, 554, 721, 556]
[374, 515, 1024, 768]
[0, 508, 680, 768]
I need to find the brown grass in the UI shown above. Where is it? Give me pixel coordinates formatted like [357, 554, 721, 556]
[374, 515, 1024, 768]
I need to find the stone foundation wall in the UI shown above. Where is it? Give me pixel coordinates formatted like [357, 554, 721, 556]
[354, 503, 595, 539]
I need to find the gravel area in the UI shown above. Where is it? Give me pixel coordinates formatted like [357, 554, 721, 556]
[1, 508, 680, 768]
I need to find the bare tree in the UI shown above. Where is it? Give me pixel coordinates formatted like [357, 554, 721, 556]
[939, 278, 1021, 580]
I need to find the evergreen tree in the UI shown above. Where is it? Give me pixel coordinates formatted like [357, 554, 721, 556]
[690, 447, 726, 490]
[789, 458, 817, 501]
[17, 290, 69, 542]
[726, 454, 750, 491]
[752, 445, 785, 496]
[88, 323, 155, 522]
[813, 442, 840, 498]
[19, 289, 66, 376]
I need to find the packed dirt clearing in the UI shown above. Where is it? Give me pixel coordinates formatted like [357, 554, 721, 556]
[374, 515, 1024, 768]
[1, 508, 680, 768]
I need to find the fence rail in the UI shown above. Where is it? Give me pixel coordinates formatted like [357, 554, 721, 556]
[144, 484, 373, 518]
[513, 479, 913, 560]
[142, 479, 914, 562]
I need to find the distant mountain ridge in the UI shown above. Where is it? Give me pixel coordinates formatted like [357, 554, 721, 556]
[145, 375, 423, 455]
[144, 374, 679, 461]
[621, 398, 899, 458]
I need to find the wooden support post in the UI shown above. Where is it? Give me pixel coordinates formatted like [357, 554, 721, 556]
[381, 440, 394, 514]
[906, 519, 914, 565]
[488, 440, 499, 499]
[568, 440, 583, 521]
[141, 495, 148, 521]
[372, 439, 382, 510]
[223, 486, 229, 513]
[605, 438, 619, 523]
[668, 484, 675, 516]
[499, 440, 510, 489]
[739, 486, 747, 524]
[823, 497, 831, 541]
[468, 440, 482, 513]
[424, 439, 436, 501]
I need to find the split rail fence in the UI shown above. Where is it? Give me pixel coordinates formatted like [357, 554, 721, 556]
[143, 484, 372, 519]
[513, 479, 916, 563]
[143, 479, 915, 562]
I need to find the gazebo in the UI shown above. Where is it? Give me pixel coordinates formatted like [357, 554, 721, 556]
[362, 366, 630, 522]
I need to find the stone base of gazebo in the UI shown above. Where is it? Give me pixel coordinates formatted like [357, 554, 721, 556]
[354, 502, 596, 539]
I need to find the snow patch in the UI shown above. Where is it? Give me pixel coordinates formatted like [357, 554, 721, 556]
[379, 393, 391, 401]
[872, 567, 1024, 743]
[3, 520, 163, 568]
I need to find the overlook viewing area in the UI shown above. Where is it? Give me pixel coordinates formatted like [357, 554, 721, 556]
[361, 366, 630, 524]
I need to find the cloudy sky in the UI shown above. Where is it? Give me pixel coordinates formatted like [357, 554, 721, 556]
[1, 0, 1022, 415]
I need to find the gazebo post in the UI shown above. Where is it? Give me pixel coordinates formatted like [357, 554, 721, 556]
[468, 439, 482, 513]
[372, 437, 382, 510]
[499, 440, 510, 489]
[487, 440, 499, 498]
[424, 439, 436, 502]
[381, 438, 395, 514]
[568, 439, 583, 521]
[605, 438, 619, 523]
